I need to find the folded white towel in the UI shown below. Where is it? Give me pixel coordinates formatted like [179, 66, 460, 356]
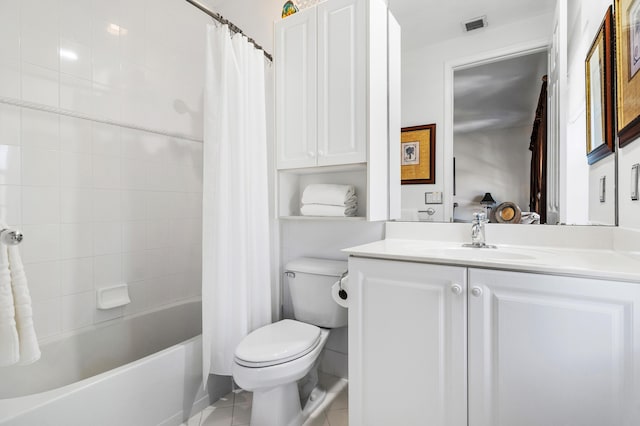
[301, 203, 358, 217]
[0, 241, 19, 367]
[9, 245, 40, 365]
[301, 184, 356, 206]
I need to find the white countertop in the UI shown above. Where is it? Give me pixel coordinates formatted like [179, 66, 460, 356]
[343, 223, 640, 283]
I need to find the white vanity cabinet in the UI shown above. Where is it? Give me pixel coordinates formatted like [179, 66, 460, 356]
[467, 268, 640, 426]
[274, 0, 400, 221]
[348, 257, 640, 426]
[348, 257, 467, 426]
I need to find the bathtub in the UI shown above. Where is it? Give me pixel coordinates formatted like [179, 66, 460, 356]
[0, 300, 214, 426]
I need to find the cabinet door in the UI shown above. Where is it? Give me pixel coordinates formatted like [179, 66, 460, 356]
[316, 0, 366, 167]
[468, 268, 640, 426]
[348, 257, 467, 426]
[275, 8, 317, 170]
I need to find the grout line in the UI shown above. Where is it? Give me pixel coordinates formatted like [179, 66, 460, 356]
[0, 95, 203, 143]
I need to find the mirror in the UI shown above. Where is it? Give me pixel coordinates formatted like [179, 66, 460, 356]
[390, 0, 618, 226]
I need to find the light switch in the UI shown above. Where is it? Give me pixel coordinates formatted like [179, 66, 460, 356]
[425, 191, 443, 204]
[632, 164, 639, 201]
[600, 176, 606, 203]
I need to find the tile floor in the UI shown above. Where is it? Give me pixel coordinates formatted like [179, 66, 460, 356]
[180, 374, 348, 426]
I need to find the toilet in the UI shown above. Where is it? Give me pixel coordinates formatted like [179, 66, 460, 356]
[232, 257, 348, 426]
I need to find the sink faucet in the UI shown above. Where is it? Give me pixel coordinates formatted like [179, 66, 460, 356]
[463, 212, 495, 248]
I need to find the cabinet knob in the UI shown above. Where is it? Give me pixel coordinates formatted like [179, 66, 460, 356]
[308, 151, 316, 158]
[317, 150, 324, 157]
[451, 284, 462, 295]
[471, 286, 483, 297]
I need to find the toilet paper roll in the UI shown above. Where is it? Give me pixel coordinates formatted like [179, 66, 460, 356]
[331, 276, 349, 308]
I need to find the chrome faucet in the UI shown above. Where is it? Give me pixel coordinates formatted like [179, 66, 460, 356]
[463, 212, 495, 248]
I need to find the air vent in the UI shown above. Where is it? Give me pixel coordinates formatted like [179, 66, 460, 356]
[463, 16, 488, 32]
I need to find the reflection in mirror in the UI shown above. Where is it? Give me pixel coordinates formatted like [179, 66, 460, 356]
[453, 52, 548, 223]
[392, 0, 618, 226]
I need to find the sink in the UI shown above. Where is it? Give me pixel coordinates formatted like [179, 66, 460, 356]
[428, 247, 537, 261]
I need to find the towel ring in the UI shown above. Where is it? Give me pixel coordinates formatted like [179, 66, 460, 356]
[0, 228, 23, 246]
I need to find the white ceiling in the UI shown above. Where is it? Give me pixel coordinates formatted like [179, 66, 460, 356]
[453, 51, 548, 134]
[388, 0, 557, 51]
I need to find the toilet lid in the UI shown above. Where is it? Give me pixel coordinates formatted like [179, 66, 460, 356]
[235, 320, 321, 368]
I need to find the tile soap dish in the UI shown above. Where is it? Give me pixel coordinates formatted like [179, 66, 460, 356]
[97, 284, 131, 310]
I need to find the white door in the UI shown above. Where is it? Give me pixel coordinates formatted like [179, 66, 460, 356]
[275, 8, 317, 170]
[316, 0, 366, 167]
[348, 257, 467, 426]
[468, 268, 640, 426]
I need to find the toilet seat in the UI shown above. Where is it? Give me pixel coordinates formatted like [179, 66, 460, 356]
[235, 320, 321, 368]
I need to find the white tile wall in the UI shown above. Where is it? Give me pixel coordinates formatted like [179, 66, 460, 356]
[0, 0, 207, 342]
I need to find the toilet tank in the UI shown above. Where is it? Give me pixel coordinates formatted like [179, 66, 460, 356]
[285, 257, 348, 328]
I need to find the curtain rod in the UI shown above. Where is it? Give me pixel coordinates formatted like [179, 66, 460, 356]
[184, 0, 273, 62]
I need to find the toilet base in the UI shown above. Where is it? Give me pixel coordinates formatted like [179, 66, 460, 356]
[250, 383, 327, 426]
[251, 382, 302, 426]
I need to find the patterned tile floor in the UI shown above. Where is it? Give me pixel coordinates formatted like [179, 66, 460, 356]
[180, 374, 348, 426]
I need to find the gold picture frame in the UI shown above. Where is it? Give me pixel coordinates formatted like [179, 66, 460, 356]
[615, 0, 640, 146]
[401, 124, 436, 185]
[585, 5, 615, 164]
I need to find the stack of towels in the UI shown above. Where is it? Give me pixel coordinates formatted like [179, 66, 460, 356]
[0, 230, 40, 367]
[301, 184, 358, 217]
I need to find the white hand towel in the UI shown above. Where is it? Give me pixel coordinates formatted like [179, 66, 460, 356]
[0, 242, 19, 367]
[9, 245, 40, 365]
[301, 184, 356, 206]
[300, 203, 358, 217]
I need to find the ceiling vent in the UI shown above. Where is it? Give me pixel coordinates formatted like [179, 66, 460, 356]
[463, 16, 488, 32]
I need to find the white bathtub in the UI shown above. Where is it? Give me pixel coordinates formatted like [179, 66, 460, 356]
[0, 300, 215, 426]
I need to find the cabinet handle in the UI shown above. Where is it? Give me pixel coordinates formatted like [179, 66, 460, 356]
[471, 286, 483, 297]
[451, 284, 462, 295]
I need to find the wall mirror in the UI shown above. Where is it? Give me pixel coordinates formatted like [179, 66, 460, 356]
[390, 0, 618, 226]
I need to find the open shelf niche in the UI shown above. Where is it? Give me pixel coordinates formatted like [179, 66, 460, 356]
[278, 163, 368, 220]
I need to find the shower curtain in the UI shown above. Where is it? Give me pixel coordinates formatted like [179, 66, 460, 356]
[202, 24, 272, 379]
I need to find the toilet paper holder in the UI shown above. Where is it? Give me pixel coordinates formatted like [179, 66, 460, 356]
[338, 271, 348, 300]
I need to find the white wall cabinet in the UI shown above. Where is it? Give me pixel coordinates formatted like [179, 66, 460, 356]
[274, 0, 400, 221]
[348, 257, 640, 425]
[275, 7, 317, 170]
[316, 0, 366, 167]
[275, 0, 367, 170]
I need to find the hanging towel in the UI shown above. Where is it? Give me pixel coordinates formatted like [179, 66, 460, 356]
[301, 203, 358, 217]
[0, 226, 40, 367]
[0, 243, 19, 366]
[301, 184, 356, 206]
[8, 245, 40, 365]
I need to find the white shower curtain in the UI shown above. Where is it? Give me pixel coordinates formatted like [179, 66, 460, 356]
[202, 24, 272, 379]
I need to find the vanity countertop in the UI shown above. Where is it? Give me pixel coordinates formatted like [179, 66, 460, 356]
[343, 223, 640, 283]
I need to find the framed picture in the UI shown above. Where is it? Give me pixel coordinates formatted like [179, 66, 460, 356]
[616, 0, 640, 146]
[585, 5, 615, 164]
[401, 124, 436, 185]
